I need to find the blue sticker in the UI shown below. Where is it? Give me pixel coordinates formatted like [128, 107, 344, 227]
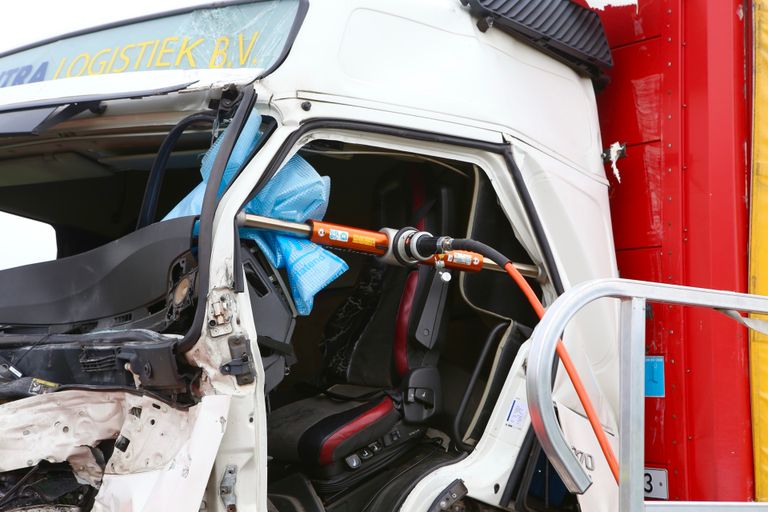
[329, 229, 348, 242]
[645, 356, 665, 398]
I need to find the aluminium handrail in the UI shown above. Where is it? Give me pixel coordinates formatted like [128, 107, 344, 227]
[525, 278, 768, 510]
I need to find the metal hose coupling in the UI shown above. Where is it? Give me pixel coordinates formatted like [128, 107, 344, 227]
[377, 228, 450, 266]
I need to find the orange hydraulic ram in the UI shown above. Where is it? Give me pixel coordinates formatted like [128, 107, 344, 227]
[239, 213, 539, 278]
[310, 220, 389, 255]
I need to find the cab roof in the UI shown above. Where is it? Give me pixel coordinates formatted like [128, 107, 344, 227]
[0, 0, 607, 176]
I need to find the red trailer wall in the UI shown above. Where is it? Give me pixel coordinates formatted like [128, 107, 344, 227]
[594, 0, 752, 501]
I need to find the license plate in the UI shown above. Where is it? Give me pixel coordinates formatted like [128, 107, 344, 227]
[644, 468, 669, 499]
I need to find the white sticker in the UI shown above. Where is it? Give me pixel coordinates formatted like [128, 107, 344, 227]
[505, 398, 528, 429]
[644, 468, 669, 500]
[452, 252, 472, 265]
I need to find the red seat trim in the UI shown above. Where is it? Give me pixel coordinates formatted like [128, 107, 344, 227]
[392, 175, 427, 377]
[318, 397, 395, 465]
[394, 271, 419, 377]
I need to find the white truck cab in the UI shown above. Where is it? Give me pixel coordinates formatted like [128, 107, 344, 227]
[0, 1, 620, 510]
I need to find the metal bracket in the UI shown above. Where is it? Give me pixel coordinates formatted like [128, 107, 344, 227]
[220, 335, 255, 385]
[114, 343, 185, 390]
[209, 294, 233, 338]
[219, 464, 238, 512]
[601, 142, 627, 163]
[477, 16, 494, 33]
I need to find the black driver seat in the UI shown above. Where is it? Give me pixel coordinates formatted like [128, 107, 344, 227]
[267, 172, 455, 485]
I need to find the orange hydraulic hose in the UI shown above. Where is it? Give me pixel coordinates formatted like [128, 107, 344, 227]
[502, 262, 620, 484]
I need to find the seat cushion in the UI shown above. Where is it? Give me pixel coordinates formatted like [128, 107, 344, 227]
[268, 385, 400, 466]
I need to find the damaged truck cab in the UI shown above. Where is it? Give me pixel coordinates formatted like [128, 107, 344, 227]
[0, 1, 620, 511]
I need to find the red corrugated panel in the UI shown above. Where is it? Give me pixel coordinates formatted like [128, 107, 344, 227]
[596, 0, 752, 501]
[608, 141, 663, 250]
[680, 0, 751, 499]
[598, 39, 663, 147]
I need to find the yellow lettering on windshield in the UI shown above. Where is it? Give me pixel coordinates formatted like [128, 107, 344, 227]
[67, 53, 89, 77]
[145, 40, 160, 69]
[52, 58, 66, 80]
[105, 47, 120, 73]
[111, 44, 135, 73]
[87, 48, 111, 75]
[133, 41, 154, 70]
[175, 37, 203, 67]
[209, 36, 229, 68]
[46, 27, 267, 78]
[238, 32, 260, 66]
[155, 37, 178, 67]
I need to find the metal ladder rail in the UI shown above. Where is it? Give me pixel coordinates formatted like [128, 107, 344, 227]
[525, 278, 768, 511]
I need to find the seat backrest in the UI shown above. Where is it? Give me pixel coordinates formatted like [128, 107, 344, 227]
[321, 172, 456, 388]
[0, 216, 195, 328]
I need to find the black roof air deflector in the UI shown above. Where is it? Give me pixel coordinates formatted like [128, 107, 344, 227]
[465, 0, 613, 82]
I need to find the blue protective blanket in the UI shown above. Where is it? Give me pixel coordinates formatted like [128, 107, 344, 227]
[163, 111, 348, 314]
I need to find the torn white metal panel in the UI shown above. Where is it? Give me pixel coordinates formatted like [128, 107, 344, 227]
[93, 395, 230, 512]
[0, 390, 124, 471]
[105, 395, 196, 474]
[0, 390, 229, 511]
[68, 448, 105, 487]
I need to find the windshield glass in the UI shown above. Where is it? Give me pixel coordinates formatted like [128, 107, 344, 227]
[0, 0, 300, 89]
[0, 98, 273, 260]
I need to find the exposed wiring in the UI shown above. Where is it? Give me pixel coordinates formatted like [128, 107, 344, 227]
[0, 463, 40, 508]
[10, 333, 51, 377]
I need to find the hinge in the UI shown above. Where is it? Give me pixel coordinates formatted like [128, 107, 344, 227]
[428, 479, 468, 511]
[219, 335, 255, 385]
[209, 294, 233, 338]
[219, 464, 238, 512]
